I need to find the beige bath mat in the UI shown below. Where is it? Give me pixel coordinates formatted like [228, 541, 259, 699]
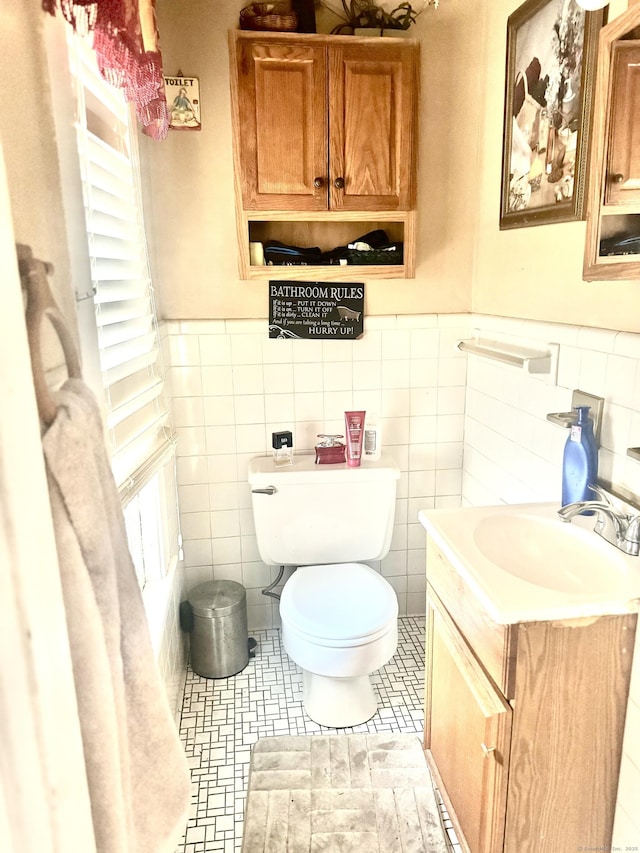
[241, 733, 447, 852]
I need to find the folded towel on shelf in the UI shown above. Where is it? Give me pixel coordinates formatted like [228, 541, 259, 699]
[42, 378, 190, 853]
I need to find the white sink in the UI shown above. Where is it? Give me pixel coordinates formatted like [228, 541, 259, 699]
[473, 511, 632, 594]
[419, 502, 640, 624]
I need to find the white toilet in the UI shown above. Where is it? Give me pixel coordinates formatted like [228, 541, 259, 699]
[248, 453, 400, 727]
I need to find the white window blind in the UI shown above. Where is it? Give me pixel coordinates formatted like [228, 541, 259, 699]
[67, 35, 173, 498]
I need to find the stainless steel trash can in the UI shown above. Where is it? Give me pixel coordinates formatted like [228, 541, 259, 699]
[188, 580, 249, 678]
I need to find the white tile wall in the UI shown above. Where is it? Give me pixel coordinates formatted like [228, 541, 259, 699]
[141, 323, 189, 723]
[460, 313, 640, 851]
[461, 313, 640, 505]
[166, 314, 471, 630]
[145, 562, 188, 724]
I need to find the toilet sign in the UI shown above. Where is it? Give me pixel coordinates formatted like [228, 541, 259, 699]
[164, 75, 201, 130]
[268, 281, 364, 340]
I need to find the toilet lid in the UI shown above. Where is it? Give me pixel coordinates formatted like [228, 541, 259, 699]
[280, 563, 398, 642]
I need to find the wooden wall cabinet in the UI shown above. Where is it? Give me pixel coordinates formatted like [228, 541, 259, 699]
[228, 31, 419, 280]
[584, 8, 640, 280]
[424, 536, 636, 853]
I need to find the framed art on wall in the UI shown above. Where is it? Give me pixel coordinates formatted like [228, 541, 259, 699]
[499, 0, 605, 229]
[164, 75, 201, 131]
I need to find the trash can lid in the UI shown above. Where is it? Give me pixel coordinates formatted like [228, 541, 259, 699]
[189, 580, 246, 618]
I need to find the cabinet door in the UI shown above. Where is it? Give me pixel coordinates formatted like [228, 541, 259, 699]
[426, 593, 511, 853]
[605, 41, 640, 206]
[233, 38, 328, 210]
[329, 42, 418, 211]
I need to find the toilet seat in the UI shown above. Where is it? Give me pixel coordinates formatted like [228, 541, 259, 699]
[280, 562, 398, 645]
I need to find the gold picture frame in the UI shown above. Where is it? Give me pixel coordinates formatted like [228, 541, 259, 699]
[499, 0, 605, 229]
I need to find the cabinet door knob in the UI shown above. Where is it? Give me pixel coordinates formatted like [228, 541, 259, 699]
[481, 743, 496, 759]
[611, 173, 626, 184]
[314, 177, 325, 188]
[334, 176, 345, 190]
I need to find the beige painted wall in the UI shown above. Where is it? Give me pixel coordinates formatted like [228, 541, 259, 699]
[148, 0, 640, 331]
[473, 0, 640, 333]
[147, 0, 480, 319]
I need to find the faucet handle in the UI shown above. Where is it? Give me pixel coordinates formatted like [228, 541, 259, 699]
[589, 484, 612, 504]
[626, 513, 640, 530]
[624, 513, 640, 555]
[588, 485, 611, 536]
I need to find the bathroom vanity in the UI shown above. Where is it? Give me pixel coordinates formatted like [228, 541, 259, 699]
[419, 504, 640, 853]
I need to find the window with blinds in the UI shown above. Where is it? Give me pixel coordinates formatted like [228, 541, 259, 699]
[67, 36, 173, 499]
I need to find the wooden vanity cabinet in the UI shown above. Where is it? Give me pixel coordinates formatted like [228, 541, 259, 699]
[228, 31, 419, 279]
[583, 7, 640, 280]
[424, 536, 637, 853]
[427, 593, 511, 853]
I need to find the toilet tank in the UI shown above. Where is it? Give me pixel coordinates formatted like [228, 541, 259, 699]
[248, 453, 400, 566]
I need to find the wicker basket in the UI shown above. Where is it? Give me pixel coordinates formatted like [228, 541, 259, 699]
[240, 3, 298, 31]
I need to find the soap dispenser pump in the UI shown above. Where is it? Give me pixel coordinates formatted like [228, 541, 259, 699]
[561, 405, 598, 507]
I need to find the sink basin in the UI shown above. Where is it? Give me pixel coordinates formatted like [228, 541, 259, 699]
[473, 512, 631, 594]
[418, 502, 640, 624]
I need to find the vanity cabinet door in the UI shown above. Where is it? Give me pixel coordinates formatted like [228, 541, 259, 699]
[604, 41, 640, 206]
[426, 592, 511, 853]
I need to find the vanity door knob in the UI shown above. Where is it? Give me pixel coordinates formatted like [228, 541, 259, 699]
[481, 743, 496, 759]
[314, 176, 325, 188]
[334, 176, 345, 190]
[611, 173, 626, 184]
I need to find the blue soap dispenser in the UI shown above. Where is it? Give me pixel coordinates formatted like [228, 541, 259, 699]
[561, 405, 598, 506]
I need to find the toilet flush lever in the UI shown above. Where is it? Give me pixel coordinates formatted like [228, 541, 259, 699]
[252, 486, 277, 495]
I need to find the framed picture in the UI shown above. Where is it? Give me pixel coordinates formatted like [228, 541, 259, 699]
[499, 0, 605, 229]
[164, 75, 201, 131]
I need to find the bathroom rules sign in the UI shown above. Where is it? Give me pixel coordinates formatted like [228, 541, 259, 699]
[268, 281, 364, 340]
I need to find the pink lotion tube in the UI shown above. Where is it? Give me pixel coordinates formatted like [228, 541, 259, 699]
[344, 410, 365, 467]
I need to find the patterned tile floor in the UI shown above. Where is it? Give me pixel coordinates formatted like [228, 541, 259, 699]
[176, 615, 461, 853]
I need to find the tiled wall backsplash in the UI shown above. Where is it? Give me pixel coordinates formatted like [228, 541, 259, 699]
[164, 311, 640, 629]
[143, 561, 187, 724]
[163, 314, 472, 630]
[461, 314, 640, 507]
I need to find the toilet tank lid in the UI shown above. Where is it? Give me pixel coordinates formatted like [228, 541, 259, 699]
[248, 452, 400, 485]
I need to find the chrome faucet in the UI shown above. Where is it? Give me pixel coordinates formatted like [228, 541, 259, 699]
[558, 485, 640, 556]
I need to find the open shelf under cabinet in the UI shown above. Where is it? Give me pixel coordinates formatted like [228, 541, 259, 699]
[237, 210, 416, 281]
